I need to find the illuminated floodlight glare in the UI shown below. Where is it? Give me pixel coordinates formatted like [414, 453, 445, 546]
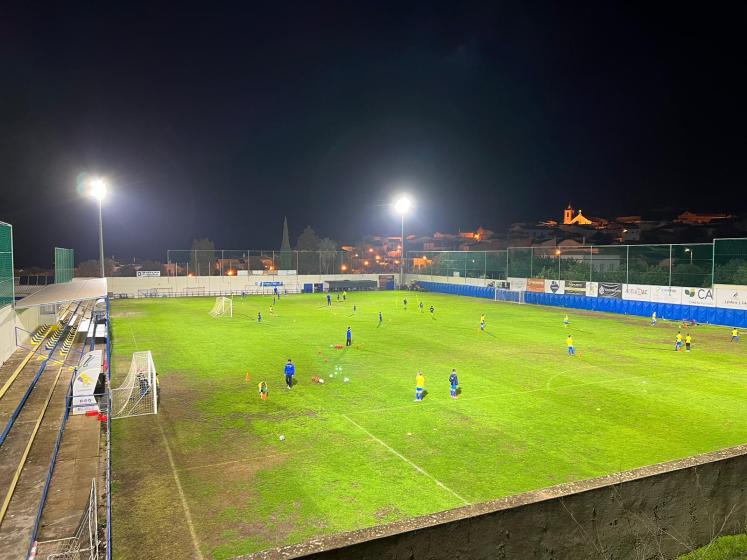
[89, 178, 107, 201]
[393, 194, 412, 215]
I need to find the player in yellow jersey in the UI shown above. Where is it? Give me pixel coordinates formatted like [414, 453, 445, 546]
[685, 333, 692, 352]
[258, 381, 268, 400]
[415, 371, 425, 401]
[566, 335, 575, 356]
[675, 331, 683, 351]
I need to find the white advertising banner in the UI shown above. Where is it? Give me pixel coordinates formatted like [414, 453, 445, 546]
[508, 277, 527, 291]
[136, 270, 161, 277]
[715, 287, 747, 310]
[586, 282, 598, 297]
[544, 279, 565, 294]
[682, 287, 716, 307]
[74, 350, 102, 398]
[651, 285, 682, 305]
[622, 284, 652, 302]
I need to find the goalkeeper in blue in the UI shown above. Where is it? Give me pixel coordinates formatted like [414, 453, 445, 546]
[449, 369, 459, 399]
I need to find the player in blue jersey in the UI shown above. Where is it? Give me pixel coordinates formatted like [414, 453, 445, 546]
[449, 369, 459, 399]
[284, 359, 295, 389]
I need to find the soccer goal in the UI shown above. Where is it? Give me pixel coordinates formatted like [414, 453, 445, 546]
[111, 351, 158, 419]
[208, 296, 233, 317]
[495, 288, 525, 304]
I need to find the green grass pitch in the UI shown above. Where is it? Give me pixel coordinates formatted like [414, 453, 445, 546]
[110, 291, 746, 560]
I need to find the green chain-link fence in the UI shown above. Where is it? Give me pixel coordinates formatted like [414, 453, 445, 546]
[410, 240, 747, 288]
[0, 222, 13, 307]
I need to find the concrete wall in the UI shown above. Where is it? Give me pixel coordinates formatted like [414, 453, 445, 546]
[408, 273, 493, 287]
[243, 445, 747, 560]
[0, 305, 40, 365]
[107, 274, 388, 297]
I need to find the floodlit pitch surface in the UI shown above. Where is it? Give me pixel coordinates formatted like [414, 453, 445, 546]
[110, 292, 747, 559]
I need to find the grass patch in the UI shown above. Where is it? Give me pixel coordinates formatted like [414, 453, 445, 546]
[110, 291, 747, 559]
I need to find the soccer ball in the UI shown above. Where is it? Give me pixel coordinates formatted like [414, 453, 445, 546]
[343, 377, 349, 383]
[319, 378, 325, 384]
[279, 435, 285, 441]
[329, 374, 333, 378]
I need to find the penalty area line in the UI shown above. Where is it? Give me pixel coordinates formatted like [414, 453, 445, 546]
[342, 414, 469, 506]
[158, 420, 204, 560]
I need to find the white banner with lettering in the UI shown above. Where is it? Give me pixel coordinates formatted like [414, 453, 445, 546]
[622, 284, 652, 302]
[715, 287, 747, 310]
[651, 285, 682, 305]
[507, 277, 527, 291]
[682, 287, 716, 307]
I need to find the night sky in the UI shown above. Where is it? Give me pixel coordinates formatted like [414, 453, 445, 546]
[1, 3, 745, 266]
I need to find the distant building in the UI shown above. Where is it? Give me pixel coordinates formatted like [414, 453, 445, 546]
[563, 204, 593, 226]
[675, 211, 733, 225]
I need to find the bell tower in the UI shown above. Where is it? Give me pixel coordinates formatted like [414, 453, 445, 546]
[563, 203, 574, 225]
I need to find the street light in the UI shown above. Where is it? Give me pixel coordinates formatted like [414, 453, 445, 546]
[393, 194, 413, 288]
[684, 247, 693, 264]
[87, 177, 107, 278]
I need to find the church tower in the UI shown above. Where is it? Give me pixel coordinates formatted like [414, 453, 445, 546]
[563, 204, 574, 225]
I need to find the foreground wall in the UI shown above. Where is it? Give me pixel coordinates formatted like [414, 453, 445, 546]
[107, 274, 389, 297]
[244, 445, 747, 560]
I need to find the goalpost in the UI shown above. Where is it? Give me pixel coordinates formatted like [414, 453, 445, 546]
[208, 296, 233, 318]
[495, 288, 525, 304]
[111, 351, 158, 419]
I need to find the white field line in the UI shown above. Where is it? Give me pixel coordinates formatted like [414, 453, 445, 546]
[342, 414, 469, 506]
[158, 421, 204, 560]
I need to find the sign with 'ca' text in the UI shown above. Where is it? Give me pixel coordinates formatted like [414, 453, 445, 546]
[682, 287, 715, 307]
[544, 279, 565, 294]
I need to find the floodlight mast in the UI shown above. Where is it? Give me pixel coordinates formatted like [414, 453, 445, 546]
[88, 178, 107, 278]
[393, 195, 413, 288]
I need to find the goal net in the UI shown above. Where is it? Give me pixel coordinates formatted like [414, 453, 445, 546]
[35, 479, 99, 560]
[208, 296, 233, 317]
[495, 288, 525, 304]
[111, 351, 158, 419]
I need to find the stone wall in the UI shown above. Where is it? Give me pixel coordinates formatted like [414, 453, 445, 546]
[243, 445, 747, 560]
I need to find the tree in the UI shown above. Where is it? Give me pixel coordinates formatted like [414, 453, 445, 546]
[279, 217, 292, 270]
[296, 226, 319, 250]
[318, 237, 338, 274]
[76, 258, 115, 277]
[190, 238, 216, 276]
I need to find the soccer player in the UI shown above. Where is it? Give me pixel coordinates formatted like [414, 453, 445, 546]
[257, 311, 262, 323]
[732, 328, 740, 342]
[419, 301, 424, 313]
[353, 304, 357, 314]
[566, 335, 575, 356]
[337, 292, 341, 301]
[480, 314, 486, 332]
[343, 290, 347, 301]
[273, 286, 279, 300]
[449, 369, 459, 399]
[685, 333, 692, 352]
[378, 311, 383, 325]
[346, 326, 352, 347]
[563, 314, 570, 327]
[258, 381, 268, 401]
[403, 297, 408, 310]
[326, 293, 332, 306]
[651, 311, 657, 326]
[415, 371, 425, 401]
[269, 304, 274, 315]
[675, 331, 683, 352]
[429, 305, 435, 315]
[284, 359, 295, 389]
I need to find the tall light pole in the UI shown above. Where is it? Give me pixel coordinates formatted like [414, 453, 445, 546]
[393, 194, 413, 289]
[89, 178, 107, 278]
[684, 247, 693, 264]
